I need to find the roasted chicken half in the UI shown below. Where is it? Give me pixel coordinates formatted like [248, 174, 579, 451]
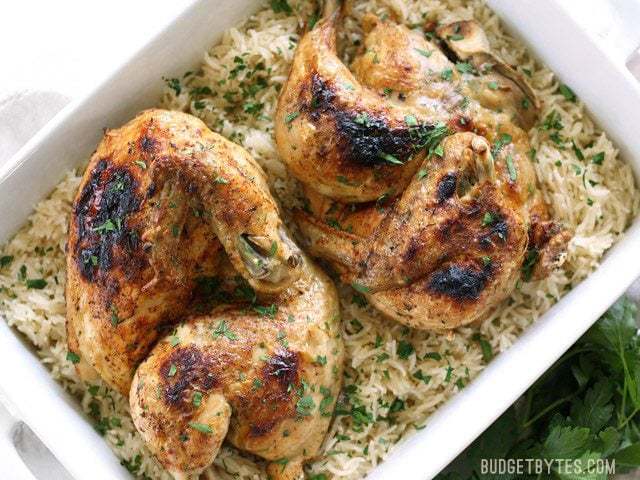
[131, 257, 342, 480]
[275, 1, 570, 330]
[66, 109, 343, 478]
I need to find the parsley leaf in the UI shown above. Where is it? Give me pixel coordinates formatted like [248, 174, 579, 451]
[397, 340, 415, 359]
[189, 422, 213, 434]
[558, 84, 577, 102]
[213, 320, 238, 341]
[270, 0, 292, 14]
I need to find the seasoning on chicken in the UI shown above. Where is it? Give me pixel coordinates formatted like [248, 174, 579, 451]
[66, 109, 343, 478]
[275, 1, 571, 330]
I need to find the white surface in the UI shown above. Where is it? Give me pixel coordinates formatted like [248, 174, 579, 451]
[1, 1, 640, 479]
[0, 1, 188, 101]
[0, 0, 187, 166]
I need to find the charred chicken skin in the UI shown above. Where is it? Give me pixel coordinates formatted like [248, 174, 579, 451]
[275, 1, 570, 330]
[66, 109, 343, 479]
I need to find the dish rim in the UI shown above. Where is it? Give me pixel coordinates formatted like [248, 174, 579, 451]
[0, 1, 640, 479]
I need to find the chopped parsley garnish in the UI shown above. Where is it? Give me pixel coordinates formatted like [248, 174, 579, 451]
[315, 355, 327, 366]
[491, 132, 512, 157]
[285, 111, 300, 124]
[397, 340, 415, 359]
[270, 0, 292, 14]
[26, 279, 47, 289]
[0, 255, 13, 269]
[487, 81, 499, 90]
[268, 241, 278, 257]
[134, 160, 147, 170]
[572, 141, 584, 160]
[213, 176, 229, 184]
[169, 335, 180, 347]
[163, 77, 181, 96]
[472, 333, 494, 362]
[592, 152, 605, 165]
[440, 68, 453, 81]
[213, 320, 238, 340]
[482, 212, 496, 226]
[521, 249, 539, 281]
[377, 352, 390, 363]
[308, 11, 320, 30]
[18, 265, 27, 281]
[66, 351, 80, 364]
[352, 292, 368, 307]
[416, 168, 428, 180]
[93, 219, 117, 234]
[189, 422, 213, 434]
[542, 110, 563, 131]
[413, 122, 450, 158]
[168, 364, 177, 377]
[455, 62, 475, 74]
[415, 48, 432, 58]
[192, 392, 203, 407]
[190, 85, 212, 96]
[319, 389, 334, 417]
[444, 365, 453, 382]
[433, 144, 444, 157]
[448, 34, 465, 41]
[505, 155, 518, 181]
[351, 282, 370, 294]
[243, 101, 264, 115]
[254, 303, 278, 318]
[404, 114, 418, 126]
[413, 369, 432, 385]
[424, 352, 442, 361]
[326, 218, 343, 231]
[110, 305, 120, 327]
[380, 152, 403, 165]
[273, 457, 290, 472]
[296, 395, 316, 416]
[558, 84, 577, 102]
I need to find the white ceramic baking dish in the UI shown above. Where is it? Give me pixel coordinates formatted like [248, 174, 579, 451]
[1, 1, 640, 479]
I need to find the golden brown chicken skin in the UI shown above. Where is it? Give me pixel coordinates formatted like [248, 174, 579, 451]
[276, 1, 570, 330]
[66, 109, 343, 478]
[66, 109, 302, 395]
[131, 258, 342, 480]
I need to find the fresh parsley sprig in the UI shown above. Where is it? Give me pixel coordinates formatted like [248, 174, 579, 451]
[440, 297, 640, 479]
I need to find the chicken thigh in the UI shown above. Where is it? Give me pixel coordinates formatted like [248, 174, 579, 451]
[275, 1, 570, 330]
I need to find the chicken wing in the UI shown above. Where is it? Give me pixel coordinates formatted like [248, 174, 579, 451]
[67, 109, 302, 395]
[66, 109, 342, 478]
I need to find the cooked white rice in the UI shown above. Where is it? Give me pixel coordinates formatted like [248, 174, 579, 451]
[1, 0, 638, 478]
